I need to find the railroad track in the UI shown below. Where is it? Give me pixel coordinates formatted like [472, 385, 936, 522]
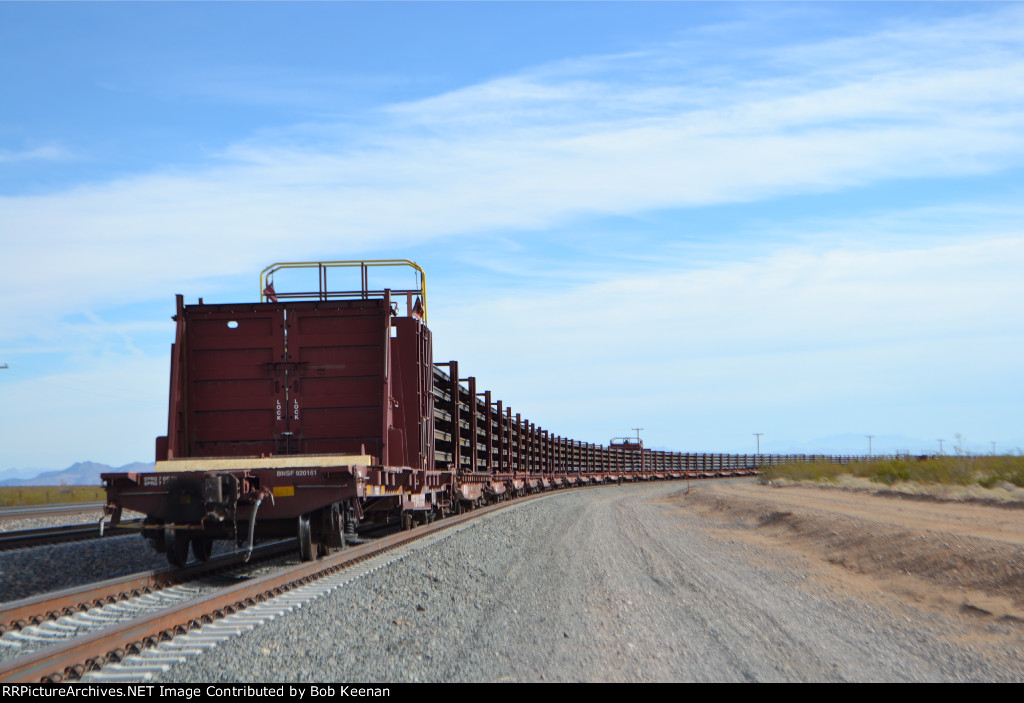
[0, 489, 556, 683]
[0, 520, 145, 552]
[0, 502, 105, 520]
[0, 539, 300, 679]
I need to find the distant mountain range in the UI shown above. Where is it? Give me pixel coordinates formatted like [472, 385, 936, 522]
[0, 461, 155, 487]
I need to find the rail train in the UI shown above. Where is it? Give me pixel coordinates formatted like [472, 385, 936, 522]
[102, 260, 763, 566]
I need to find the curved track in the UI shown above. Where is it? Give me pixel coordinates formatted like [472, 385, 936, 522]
[0, 486, 575, 682]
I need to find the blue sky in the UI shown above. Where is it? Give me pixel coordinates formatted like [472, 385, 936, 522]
[2, 2, 1023, 471]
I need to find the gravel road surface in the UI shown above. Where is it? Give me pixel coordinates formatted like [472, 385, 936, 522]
[152, 481, 1023, 683]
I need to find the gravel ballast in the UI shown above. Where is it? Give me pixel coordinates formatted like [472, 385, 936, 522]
[150, 482, 1022, 683]
[0, 534, 169, 603]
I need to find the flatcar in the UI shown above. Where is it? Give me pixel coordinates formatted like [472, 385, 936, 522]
[101, 260, 759, 566]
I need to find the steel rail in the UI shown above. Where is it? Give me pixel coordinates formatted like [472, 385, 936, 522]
[0, 503, 105, 519]
[0, 519, 144, 552]
[0, 489, 558, 683]
[0, 541, 296, 636]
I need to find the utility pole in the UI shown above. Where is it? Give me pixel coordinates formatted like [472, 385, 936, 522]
[866, 435, 874, 459]
[631, 428, 643, 444]
[753, 433, 763, 454]
[937, 439, 944, 455]
[992, 441, 997, 455]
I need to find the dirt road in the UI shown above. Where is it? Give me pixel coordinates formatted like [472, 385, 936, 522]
[156, 479, 1024, 682]
[687, 480, 1024, 621]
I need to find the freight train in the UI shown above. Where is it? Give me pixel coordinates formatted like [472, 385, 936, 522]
[101, 260, 761, 566]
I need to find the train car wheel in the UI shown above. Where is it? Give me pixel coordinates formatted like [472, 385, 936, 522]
[298, 513, 317, 562]
[402, 511, 412, 531]
[191, 535, 214, 562]
[165, 528, 190, 567]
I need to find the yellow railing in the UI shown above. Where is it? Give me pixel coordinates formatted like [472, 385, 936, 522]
[259, 259, 427, 322]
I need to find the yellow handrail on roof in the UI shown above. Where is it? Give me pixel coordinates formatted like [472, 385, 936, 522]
[259, 259, 427, 323]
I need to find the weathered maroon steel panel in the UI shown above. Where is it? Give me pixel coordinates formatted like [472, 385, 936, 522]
[289, 300, 387, 458]
[181, 304, 285, 458]
[165, 297, 406, 461]
[389, 314, 432, 470]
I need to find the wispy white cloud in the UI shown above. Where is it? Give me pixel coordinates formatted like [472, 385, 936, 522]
[434, 232, 1024, 449]
[2, 7, 1021, 334]
[388, 6, 1024, 128]
[0, 144, 71, 163]
[156, 65, 412, 110]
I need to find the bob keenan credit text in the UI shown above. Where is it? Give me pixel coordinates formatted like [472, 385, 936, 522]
[1, 685, 391, 699]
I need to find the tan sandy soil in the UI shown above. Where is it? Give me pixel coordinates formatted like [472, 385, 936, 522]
[669, 480, 1024, 626]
